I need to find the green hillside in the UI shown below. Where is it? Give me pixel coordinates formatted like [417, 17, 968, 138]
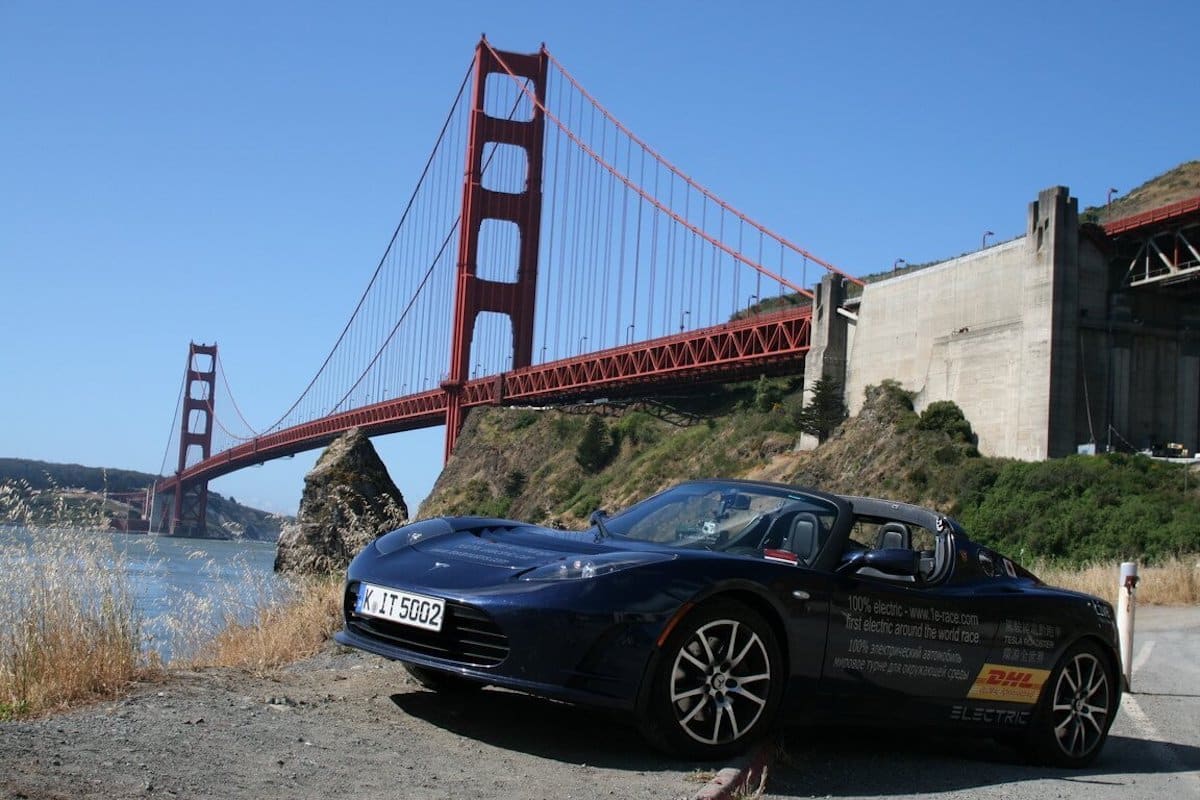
[421, 378, 1200, 565]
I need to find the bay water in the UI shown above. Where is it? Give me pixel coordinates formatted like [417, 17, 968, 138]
[0, 526, 287, 662]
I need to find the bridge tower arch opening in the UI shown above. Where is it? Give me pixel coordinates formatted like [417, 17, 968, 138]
[171, 342, 217, 536]
[443, 38, 548, 460]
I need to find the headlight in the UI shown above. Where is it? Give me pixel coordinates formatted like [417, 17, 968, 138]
[519, 551, 674, 581]
[374, 518, 455, 555]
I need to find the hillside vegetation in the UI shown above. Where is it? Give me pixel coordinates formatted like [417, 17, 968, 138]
[1083, 160, 1200, 223]
[422, 378, 1200, 566]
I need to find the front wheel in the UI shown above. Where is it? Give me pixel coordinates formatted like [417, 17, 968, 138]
[1024, 641, 1116, 767]
[638, 600, 783, 760]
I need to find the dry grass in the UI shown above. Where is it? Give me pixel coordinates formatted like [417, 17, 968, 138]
[192, 576, 343, 674]
[0, 478, 348, 719]
[1034, 555, 1200, 606]
[0, 520, 152, 719]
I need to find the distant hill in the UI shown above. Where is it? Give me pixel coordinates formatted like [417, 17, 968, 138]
[0, 457, 289, 541]
[1083, 160, 1200, 224]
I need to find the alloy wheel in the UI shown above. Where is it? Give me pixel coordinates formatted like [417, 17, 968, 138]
[668, 618, 772, 745]
[1050, 651, 1111, 759]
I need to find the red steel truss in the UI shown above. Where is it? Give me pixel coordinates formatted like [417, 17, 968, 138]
[1102, 194, 1200, 288]
[156, 306, 812, 494]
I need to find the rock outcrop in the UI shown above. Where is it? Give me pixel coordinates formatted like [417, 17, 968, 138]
[274, 428, 408, 575]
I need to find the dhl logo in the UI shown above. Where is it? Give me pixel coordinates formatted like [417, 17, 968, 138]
[984, 669, 1037, 689]
[966, 663, 1050, 703]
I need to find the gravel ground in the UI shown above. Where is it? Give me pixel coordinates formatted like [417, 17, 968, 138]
[7, 608, 1196, 800]
[0, 647, 713, 800]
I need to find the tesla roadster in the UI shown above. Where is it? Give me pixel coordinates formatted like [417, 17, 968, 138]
[335, 479, 1120, 764]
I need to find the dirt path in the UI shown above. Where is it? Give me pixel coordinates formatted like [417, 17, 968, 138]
[1, 646, 711, 800]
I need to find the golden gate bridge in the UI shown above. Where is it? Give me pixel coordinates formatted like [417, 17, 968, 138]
[137, 38, 1199, 535]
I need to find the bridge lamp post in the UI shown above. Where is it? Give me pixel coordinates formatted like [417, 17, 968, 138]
[747, 294, 758, 309]
[679, 309, 690, 332]
[981, 230, 994, 249]
[626, 323, 635, 344]
[1107, 187, 1119, 206]
[540, 344, 548, 363]
[893, 258, 906, 272]
[579, 335, 588, 353]
[473, 363, 482, 378]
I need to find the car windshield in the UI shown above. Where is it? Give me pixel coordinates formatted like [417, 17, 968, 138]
[601, 481, 839, 556]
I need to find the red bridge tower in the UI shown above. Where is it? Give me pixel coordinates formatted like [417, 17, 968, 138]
[171, 342, 217, 535]
[443, 39, 548, 459]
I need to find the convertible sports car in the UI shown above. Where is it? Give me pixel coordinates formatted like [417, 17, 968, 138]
[335, 479, 1120, 765]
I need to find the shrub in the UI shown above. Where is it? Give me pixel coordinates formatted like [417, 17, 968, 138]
[509, 410, 539, 430]
[957, 454, 1200, 563]
[754, 375, 785, 412]
[918, 400, 975, 443]
[614, 411, 661, 447]
[503, 470, 527, 498]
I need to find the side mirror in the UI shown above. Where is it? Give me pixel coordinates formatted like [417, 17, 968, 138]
[837, 549, 867, 573]
[863, 548, 920, 577]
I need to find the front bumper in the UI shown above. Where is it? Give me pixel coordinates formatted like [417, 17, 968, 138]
[336, 575, 677, 712]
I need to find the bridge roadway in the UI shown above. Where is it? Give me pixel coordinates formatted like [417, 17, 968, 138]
[156, 304, 813, 495]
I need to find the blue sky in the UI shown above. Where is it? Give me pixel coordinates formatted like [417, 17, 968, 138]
[2, 1, 1196, 515]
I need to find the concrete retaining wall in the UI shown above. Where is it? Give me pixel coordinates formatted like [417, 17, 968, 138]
[841, 186, 1199, 460]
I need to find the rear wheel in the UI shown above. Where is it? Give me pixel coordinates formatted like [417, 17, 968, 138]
[639, 600, 783, 760]
[403, 663, 484, 694]
[1024, 641, 1116, 767]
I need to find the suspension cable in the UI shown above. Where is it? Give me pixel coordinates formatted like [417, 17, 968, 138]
[484, 41, 813, 299]
[156, 355, 188, 478]
[332, 73, 539, 405]
[542, 46, 861, 287]
[257, 56, 477, 433]
[215, 352, 261, 437]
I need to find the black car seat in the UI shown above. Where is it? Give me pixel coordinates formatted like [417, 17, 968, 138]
[783, 512, 820, 565]
[876, 521, 911, 550]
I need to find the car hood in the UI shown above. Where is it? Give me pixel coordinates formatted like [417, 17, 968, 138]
[411, 523, 607, 570]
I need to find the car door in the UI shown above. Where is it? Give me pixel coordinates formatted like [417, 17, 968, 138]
[821, 519, 995, 719]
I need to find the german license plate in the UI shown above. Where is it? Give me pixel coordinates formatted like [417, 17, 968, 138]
[355, 582, 445, 632]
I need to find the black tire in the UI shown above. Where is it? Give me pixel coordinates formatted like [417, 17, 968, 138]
[638, 600, 784, 760]
[1023, 640, 1116, 767]
[403, 663, 485, 694]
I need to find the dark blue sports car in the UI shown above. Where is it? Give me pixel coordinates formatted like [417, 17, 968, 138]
[335, 479, 1121, 764]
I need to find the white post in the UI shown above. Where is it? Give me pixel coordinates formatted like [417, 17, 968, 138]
[1117, 561, 1139, 691]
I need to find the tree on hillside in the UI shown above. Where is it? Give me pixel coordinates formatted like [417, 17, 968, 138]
[576, 415, 616, 472]
[795, 377, 847, 443]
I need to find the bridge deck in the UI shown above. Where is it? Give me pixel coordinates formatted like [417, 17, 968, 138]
[157, 305, 813, 494]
